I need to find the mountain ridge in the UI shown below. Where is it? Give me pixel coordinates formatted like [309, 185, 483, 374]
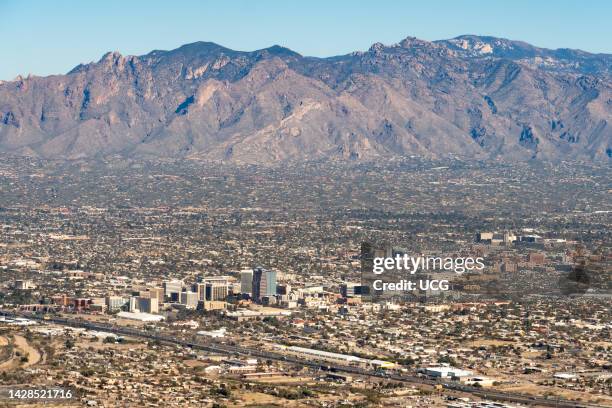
[0, 35, 610, 163]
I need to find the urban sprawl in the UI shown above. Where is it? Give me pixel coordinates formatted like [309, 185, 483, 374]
[0, 156, 610, 407]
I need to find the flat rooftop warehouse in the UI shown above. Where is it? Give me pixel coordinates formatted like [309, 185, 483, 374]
[423, 366, 473, 378]
[279, 345, 396, 369]
[116, 311, 165, 322]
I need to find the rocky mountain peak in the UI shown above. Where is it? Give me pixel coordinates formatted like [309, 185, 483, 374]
[399, 36, 434, 49]
[0, 35, 609, 163]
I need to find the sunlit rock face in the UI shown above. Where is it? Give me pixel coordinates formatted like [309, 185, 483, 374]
[0, 36, 610, 163]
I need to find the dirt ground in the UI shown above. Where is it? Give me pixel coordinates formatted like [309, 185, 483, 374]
[231, 391, 288, 407]
[0, 334, 42, 370]
[499, 382, 612, 405]
[13, 334, 41, 366]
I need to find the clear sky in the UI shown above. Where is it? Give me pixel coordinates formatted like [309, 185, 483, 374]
[1, 0, 611, 80]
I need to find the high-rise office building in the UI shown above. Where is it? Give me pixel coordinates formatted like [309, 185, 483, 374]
[240, 269, 253, 294]
[143, 297, 158, 313]
[205, 282, 228, 301]
[252, 267, 277, 302]
[106, 296, 128, 312]
[276, 284, 291, 295]
[163, 280, 183, 302]
[129, 296, 159, 313]
[180, 291, 199, 309]
[195, 283, 206, 301]
[199, 277, 229, 301]
[146, 287, 164, 304]
[340, 282, 368, 298]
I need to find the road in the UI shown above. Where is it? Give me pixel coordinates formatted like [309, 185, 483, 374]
[13, 335, 41, 367]
[0, 310, 606, 408]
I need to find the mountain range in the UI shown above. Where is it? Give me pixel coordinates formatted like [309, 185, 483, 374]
[0, 35, 610, 162]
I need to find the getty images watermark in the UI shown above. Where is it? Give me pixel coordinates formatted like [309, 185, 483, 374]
[371, 253, 484, 291]
[359, 242, 486, 299]
[360, 242, 610, 301]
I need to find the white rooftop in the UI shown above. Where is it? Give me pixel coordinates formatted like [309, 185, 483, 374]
[117, 311, 164, 322]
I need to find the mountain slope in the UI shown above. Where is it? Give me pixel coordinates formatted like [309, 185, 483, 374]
[0, 35, 610, 162]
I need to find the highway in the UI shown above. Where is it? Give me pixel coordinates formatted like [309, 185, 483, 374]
[0, 310, 606, 408]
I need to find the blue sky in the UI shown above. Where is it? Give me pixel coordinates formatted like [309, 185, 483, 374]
[1, 0, 611, 80]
